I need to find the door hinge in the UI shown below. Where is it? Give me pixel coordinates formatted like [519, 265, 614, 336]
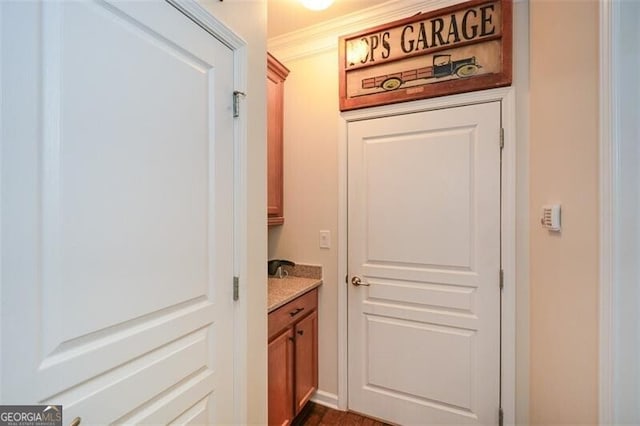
[499, 269, 504, 290]
[500, 127, 505, 150]
[233, 276, 239, 301]
[233, 91, 246, 118]
[499, 407, 504, 426]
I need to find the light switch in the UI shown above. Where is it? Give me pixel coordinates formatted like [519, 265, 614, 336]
[319, 230, 331, 249]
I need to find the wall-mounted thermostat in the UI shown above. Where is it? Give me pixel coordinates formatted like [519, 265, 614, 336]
[541, 205, 561, 232]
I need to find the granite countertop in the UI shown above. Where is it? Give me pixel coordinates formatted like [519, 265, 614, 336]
[267, 264, 322, 313]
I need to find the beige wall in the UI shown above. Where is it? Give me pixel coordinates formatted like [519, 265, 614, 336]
[268, 49, 341, 396]
[529, 1, 599, 424]
[199, 1, 269, 423]
[269, 0, 601, 423]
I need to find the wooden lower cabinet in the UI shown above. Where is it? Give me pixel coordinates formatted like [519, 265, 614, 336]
[268, 329, 294, 426]
[294, 310, 318, 414]
[268, 289, 318, 426]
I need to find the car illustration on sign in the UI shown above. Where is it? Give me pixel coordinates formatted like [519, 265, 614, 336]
[362, 54, 483, 91]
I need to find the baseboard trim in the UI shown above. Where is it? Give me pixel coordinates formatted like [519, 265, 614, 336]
[311, 390, 340, 410]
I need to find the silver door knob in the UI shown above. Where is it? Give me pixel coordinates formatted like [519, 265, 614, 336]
[351, 276, 369, 287]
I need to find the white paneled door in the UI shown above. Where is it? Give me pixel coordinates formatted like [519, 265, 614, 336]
[1, 1, 236, 424]
[348, 103, 502, 425]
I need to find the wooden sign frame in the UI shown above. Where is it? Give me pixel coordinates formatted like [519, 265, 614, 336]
[339, 0, 512, 111]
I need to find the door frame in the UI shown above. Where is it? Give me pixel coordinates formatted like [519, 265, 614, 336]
[165, 2, 250, 423]
[337, 86, 517, 424]
[599, 0, 640, 423]
[598, 2, 613, 422]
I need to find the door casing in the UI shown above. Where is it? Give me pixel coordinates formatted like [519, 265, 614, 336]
[337, 87, 517, 423]
[599, 1, 640, 423]
[166, 2, 251, 423]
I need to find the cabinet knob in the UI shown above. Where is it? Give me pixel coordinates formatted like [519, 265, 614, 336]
[289, 307, 305, 317]
[70, 417, 81, 426]
[297, 330, 304, 336]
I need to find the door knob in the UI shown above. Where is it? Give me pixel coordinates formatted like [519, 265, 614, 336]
[351, 276, 369, 287]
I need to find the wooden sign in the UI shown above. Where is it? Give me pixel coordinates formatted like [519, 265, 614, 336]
[339, 0, 512, 111]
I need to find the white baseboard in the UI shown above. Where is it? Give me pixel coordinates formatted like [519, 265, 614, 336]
[311, 390, 340, 410]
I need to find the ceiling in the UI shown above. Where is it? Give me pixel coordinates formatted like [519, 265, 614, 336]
[267, 0, 391, 39]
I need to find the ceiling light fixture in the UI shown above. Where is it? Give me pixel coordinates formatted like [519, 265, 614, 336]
[300, 0, 334, 11]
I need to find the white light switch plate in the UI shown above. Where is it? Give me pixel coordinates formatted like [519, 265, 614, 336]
[319, 230, 331, 249]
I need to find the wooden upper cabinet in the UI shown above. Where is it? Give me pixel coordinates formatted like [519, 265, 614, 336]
[267, 53, 289, 226]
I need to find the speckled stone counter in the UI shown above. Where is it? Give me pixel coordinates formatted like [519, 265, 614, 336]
[267, 264, 322, 313]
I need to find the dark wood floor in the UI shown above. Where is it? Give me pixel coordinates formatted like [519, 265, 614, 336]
[296, 402, 393, 426]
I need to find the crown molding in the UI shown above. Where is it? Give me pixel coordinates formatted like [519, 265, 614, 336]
[268, 0, 462, 62]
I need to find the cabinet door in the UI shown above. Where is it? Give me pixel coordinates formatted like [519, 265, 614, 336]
[268, 328, 294, 426]
[267, 70, 284, 223]
[267, 53, 289, 226]
[294, 310, 318, 414]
